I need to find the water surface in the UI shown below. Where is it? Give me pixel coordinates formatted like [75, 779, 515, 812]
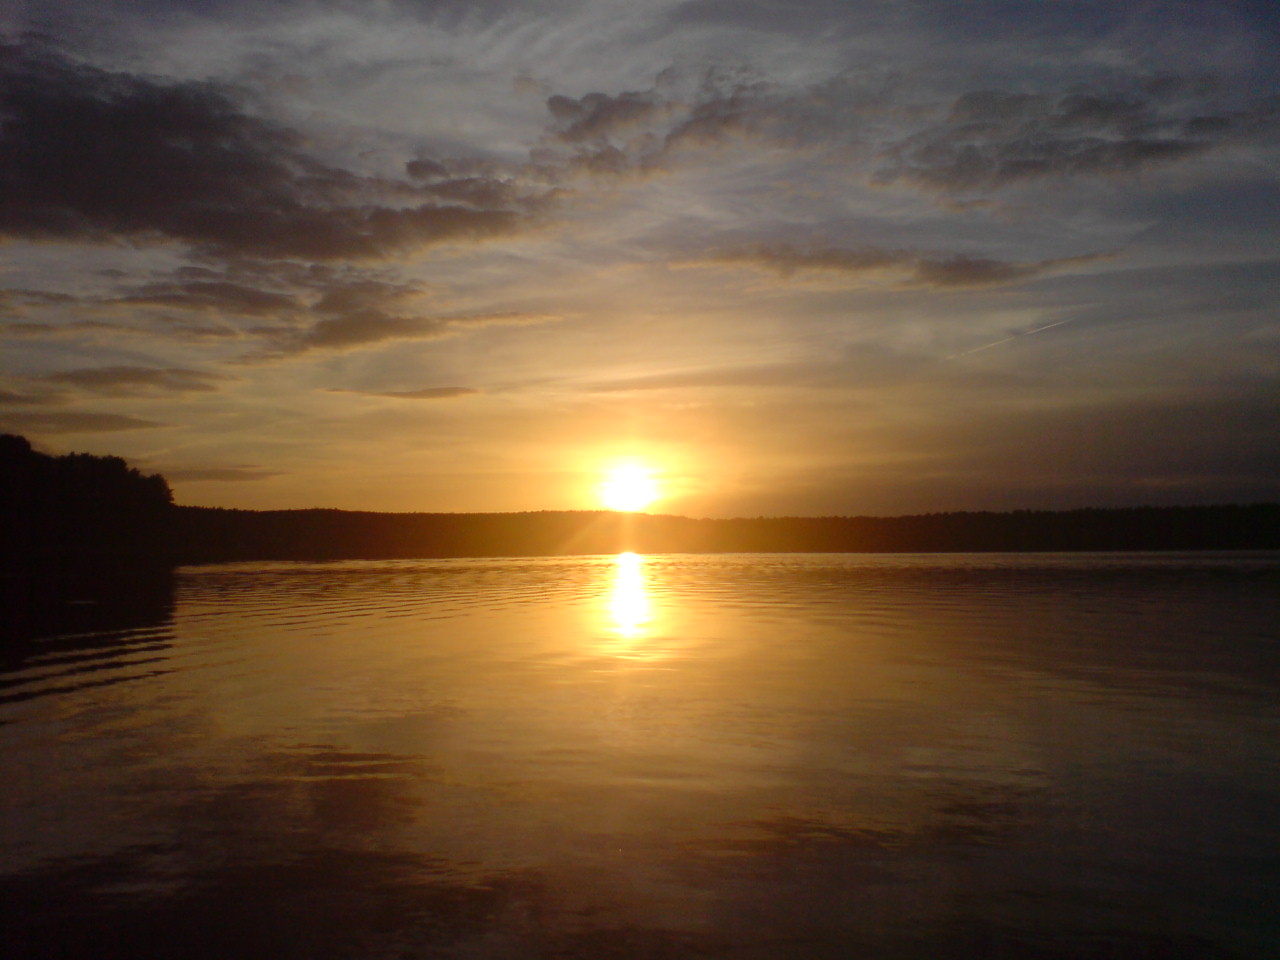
[3, 553, 1278, 958]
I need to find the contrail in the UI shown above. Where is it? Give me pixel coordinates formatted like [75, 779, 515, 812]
[947, 317, 1076, 360]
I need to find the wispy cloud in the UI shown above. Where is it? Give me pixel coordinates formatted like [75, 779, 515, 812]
[875, 84, 1278, 195]
[328, 386, 480, 399]
[164, 465, 281, 482]
[683, 244, 1116, 288]
[0, 411, 168, 433]
[117, 280, 304, 317]
[0, 387, 62, 406]
[44, 366, 233, 395]
[260, 311, 558, 358]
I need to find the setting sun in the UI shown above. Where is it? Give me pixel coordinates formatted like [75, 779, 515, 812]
[600, 463, 659, 512]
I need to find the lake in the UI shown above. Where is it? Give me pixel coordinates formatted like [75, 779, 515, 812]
[3, 552, 1278, 959]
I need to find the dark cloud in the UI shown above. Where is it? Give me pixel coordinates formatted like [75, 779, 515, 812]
[1, 288, 79, 310]
[311, 279, 425, 318]
[418, 177, 529, 210]
[0, 41, 532, 261]
[118, 280, 303, 317]
[329, 386, 480, 399]
[1, 321, 102, 338]
[45, 366, 233, 395]
[536, 71, 780, 176]
[689, 243, 1114, 288]
[912, 252, 1114, 288]
[547, 91, 671, 144]
[3, 257, 557, 361]
[536, 65, 1275, 196]
[696, 244, 906, 277]
[663, 79, 778, 150]
[230, 273, 561, 356]
[0, 411, 167, 433]
[265, 310, 555, 357]
[0, 388, 61, 405]
[294, 315, 450, 351]
[250, 277, 443, 353]
[876, 85, 1278, 193]
[405, 158, 450, 180]
[2, 317, 244, 342]
[127, 267, 426, 339]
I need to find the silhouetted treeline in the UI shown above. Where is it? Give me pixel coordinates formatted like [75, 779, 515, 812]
[169, 502, 1280, 563]
[1, 434, 172, 565]
[2, 434, 1278, 565]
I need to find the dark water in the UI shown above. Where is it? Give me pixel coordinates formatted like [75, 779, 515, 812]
[2, 553, 1278, 959]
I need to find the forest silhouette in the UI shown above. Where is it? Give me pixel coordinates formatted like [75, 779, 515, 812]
[3, 434, 1278, 568]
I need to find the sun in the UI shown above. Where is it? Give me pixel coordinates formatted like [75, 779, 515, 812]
[600, 463, 659, 512]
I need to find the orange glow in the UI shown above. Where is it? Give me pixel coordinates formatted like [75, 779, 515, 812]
[600, 462, 659, 512]
[607, 551, 651, 638]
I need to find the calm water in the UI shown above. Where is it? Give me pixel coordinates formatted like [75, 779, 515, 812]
[3, 553, 1279, 959]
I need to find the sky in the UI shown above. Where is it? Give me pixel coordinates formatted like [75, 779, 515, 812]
[1, 0, 1278, 517]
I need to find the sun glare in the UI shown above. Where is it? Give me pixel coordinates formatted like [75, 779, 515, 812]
[608, 551, 651, 638]
[600, 463, 659, 512]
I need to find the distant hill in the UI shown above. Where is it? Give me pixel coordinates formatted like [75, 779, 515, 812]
[2, 435, 1277, 564]
[170, 503, 1280, 562]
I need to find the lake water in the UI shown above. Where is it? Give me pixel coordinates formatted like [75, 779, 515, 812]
[3, 552, 1278, 959]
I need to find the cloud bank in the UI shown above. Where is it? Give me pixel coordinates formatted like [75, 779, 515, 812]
[0, 2, 1276, 514]
[0, 41, 536, 261]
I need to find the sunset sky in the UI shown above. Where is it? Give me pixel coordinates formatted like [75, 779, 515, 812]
[2, 1, 1277, 516]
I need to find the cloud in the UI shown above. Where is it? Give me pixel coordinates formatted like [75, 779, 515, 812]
[117, 280, 303, 317]
[0, 411, 168, 433]
[686, 243, 1114, 288]
[1, 288, 79, 310]
[532, 63, 1276, 203]
[584, 356, 915, 394]
[310, 278, 427, 318]
[405, 158, 450, 180]
[692, 244, 906, 278]
[0, 388, 61, 405]
[3, 254, 560, 362]
[292, 315, 450, 351]
[164, 466, 281, 482]
[230, 270, 561, 356]
[875, 85, 1278, 193]
[44, 366, 233, 395]
[0, 40, 535, 261]
[547, 90, 673, 145]
[328, 386, 480, 399]
[3, 317, 245, 342]
[912, 252, 1114, 288]
[263, 310, 556, 357]
[534, 69, 789, 177]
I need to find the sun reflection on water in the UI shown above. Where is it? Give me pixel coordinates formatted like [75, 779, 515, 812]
[606, 551, 651, 642]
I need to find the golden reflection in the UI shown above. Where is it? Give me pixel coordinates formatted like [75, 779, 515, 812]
[607, 551, 651, 641]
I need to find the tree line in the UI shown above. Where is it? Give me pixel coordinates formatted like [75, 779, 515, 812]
[1, 434, 172, 565]
[2, 434, 1278, 565]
